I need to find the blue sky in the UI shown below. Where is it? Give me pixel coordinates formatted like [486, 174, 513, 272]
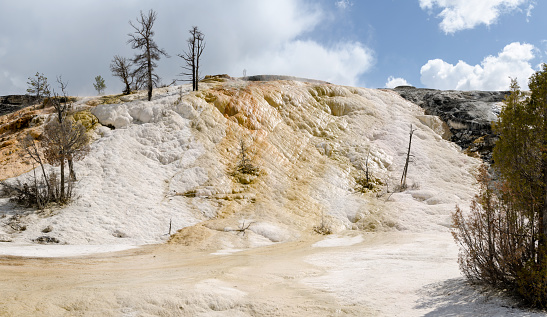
[0, 0, 545, 96]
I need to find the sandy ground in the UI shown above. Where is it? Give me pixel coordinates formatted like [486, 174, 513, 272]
[0, 233, 356, 317]
[0, 231, 538, 317]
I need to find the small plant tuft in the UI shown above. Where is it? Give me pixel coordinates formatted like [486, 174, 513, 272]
[355, 149, 382, 192]
[235, 139, 259, 176]
[314, 212, 334, 235]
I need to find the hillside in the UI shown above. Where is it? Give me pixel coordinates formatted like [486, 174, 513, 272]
[0, 78, 478, 246]
[2, 78, 538, 316]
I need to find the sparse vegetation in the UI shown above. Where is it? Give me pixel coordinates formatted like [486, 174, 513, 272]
[400, 124, 416, 190]
[179, 26, 205, 91]
[355, 149, 383, 192]
[93, 75, 106, 95]
[127, 9, 169, 101]
[452, 65, 547, 308]
[230, 138, 260, 184]
[110, 55, 134, 95]
[99, 94, 126, 105]
[235, 138, 259, 176]
[314, 212, 334, 235]
[1, 79, 90, 208]
[26, 72, 50, 99]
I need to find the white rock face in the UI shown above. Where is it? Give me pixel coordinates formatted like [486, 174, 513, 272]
[1, 80, 480, 248]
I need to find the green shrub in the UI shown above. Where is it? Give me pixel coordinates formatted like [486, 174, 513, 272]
[517, 256, 547, 308]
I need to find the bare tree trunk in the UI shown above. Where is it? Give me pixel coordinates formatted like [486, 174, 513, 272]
[128, 10, 168, 101]
[194, 56, 198, 91]
[195, 49, 199, 91]
[365, 149, 370, 184]
[68, 156, 76, 181]
[31, 165, 44, 209]
[401, 124, 416, 189]
[147, 47, 153, 101]
[60, 157, 65, 202]
[179, 26, 204, 92]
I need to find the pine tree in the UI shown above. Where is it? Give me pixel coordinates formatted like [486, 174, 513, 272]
[493, 72, 547, 256]
[452, 64, 547, 307]
[93, 75, 106, 95]
[528, 64, 547, 248]
[26, 72, 50, 98]
[492, 78, 541, 214]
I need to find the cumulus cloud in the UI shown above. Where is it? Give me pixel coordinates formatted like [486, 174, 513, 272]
[419, 0, 532, 33]
[0, 0, 374, 95]
[241, 40, 373, 87]
[420, 42, 536, 90]
[385, 76, 411, 88]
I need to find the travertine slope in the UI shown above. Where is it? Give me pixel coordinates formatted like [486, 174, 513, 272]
[0, 79, 479, 248]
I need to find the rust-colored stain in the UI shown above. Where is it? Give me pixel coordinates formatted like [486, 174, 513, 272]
[0, 106, 49, 180]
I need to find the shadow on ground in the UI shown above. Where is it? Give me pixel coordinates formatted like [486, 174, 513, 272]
[415, 278, 541, 316]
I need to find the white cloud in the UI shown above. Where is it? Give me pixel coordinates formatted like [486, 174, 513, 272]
[335, 0, 353, 10]
[385, 76, 411, 88]
[420, 42, 536, 90]
[241, 40, 373, 86]
[0, 0, 374, 95]
[526, 3, 534, 21]
[419, 0, 532, 33]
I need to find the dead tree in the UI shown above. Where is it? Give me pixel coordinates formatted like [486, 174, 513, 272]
[10, 79, 89, 206]
[355, 149, 376, 192]
[19, 134, 49, 191]
[17, 134, 50, 208]
[51, 77, 71, 122]
[131, 67, 147, 91]
[400, 124, 417, 189]
[178, 26, 205, 91]
[226, 221, 255, 236]
[51, 77, 78, 181]
[42, 78, 90, 203]
[110, 55, 133, 95]
[364, 149, 371, 185]
[127, 9, 169, 101]
[42, 116, 89, 203]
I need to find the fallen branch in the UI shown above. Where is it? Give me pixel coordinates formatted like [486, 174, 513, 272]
[226, 221, 255, 236]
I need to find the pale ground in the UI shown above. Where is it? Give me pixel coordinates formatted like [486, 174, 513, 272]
[0, 79, 543, 316]
[1, 231, 541, 316]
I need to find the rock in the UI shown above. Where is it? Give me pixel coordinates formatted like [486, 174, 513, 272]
[236, 173, 256, 184]
[416, 115, 452, 140]
[393, 86, 509, 161]
[0, 95, 40, 117]
[34, 236, 60, 244]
